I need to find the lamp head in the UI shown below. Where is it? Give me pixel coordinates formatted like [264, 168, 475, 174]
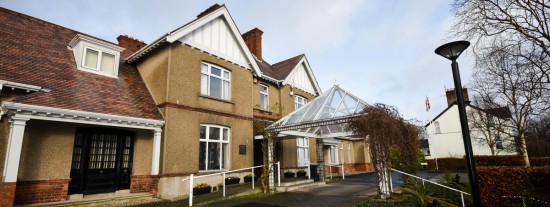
[435, 41, 470, 61]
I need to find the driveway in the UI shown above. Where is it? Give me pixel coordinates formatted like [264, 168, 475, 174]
[202, 172, 381, 207]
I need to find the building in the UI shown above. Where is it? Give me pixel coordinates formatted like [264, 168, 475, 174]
[0, 4, 373, 206]
[425, 89, 516, 159]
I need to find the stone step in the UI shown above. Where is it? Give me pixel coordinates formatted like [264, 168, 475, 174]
[22, 193, 152, 207]
[275, 181, 325, 192]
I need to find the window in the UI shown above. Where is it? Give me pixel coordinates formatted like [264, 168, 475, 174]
[340, 144, 344, 164]
[201, 63, 231, 100]
[329, 145, 339, 165]
[260, 84, 269, 111]
[434, 121, 441, 134]
[83, 47, 116, 74]
[347, 143, 352, 164]
[69, 34, 123, 77]
[199, 125, 229, 171]
[496, 136, 504, 150]
[295, 95, 307, 110]
[296, 137, 309, 167]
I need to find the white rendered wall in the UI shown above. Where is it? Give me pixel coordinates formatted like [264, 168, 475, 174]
[426, 105, 516, 159]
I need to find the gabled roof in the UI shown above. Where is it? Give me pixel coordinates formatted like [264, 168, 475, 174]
[257, 54, 321, 95]
[268, 85, 369, 138]
[126, 4, 262, 77]
[0, 7, 162, 120]
[425, 103, 511, 127]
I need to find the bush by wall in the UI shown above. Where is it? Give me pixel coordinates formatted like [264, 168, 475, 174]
[426, 158, 466, 170]
[530, 157, 550, 166]
[477, 166, 550, 207]
[427, 156, 550, 170]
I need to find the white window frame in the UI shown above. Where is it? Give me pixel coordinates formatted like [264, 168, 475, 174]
[82, 46, 117, 73]
[340, 144, 344, 164]
[260, 84, 269, 111]
[434, 121, 441, 134]
[295, 95, 307, 110]
[347, 142, 352, 164]
[296, 137, 309, 167]
[329, 145, 339, 165]
[199, 124, 230, 171]
[201, 62, 231, 100]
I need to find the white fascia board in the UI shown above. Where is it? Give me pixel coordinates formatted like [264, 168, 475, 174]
[126, 34, 168, 63]
[2, 102, 164, 130]
[69, 34, 124, 52]
[0, 80, 41, 92]
[165, 7, 262, 77]
[281, 56, 322, 95]
[279, 130, 321, 138]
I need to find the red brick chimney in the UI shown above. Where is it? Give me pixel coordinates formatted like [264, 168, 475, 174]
[446, 88, 470, 107]
[197, 4, 223, 18]
[117, 35, 146, 54]
[242, 28, 263, 60]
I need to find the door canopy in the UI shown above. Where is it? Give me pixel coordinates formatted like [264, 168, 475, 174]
[267, 85, 369, 138]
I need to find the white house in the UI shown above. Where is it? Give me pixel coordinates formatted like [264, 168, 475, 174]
[425, 89, 517, 159]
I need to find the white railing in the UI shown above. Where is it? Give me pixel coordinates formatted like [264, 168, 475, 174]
[325, 163, 345, 180]
[390, 168, 470, 207]
[182, 161, 281, 206]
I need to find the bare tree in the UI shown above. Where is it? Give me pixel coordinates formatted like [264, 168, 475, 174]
[467, 97, 515, 155]
[451, 0, 550, 84]
[471, 42, 546, 166]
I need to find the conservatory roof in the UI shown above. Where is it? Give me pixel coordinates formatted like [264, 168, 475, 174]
[266, 85, 369, 139]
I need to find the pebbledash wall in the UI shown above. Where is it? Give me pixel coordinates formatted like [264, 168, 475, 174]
[0, 119, 156, 205]
[136, 42, 255, 197]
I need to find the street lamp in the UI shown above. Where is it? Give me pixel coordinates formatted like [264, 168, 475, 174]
[435, 41, 481, 207]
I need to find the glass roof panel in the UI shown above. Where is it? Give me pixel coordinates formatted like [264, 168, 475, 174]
[299, 89, 333, 122]
[317, 88, 344, 120]
[335, 94, 358, 117]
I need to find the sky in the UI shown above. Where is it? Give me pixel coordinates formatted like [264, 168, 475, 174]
[0, 0, 476, 124]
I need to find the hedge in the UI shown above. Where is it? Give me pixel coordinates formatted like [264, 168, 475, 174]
[426, 156, 550, 170]
[477, 166, 550, 207]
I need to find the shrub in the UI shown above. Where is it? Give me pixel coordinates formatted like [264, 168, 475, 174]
[224, 176, 240, 185]
[361, 191, 422, 207]
[284, 170, 295, 178]
[244, 174, 258, 183]
[477, 166, 550, 206]
[296, 170, 307, 177]
[530, 157, 550, 166]
[193, 182, 212, 196]
[474, 155, 524, 166]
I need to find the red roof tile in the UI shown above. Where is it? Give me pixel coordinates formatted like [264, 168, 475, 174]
[0, 8, 162, 120]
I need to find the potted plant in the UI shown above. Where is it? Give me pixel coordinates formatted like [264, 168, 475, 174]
[284, 170, 295, 178]
[193, 182, 212, 196]
[225, 176, 241, 185]
[244, 174, 258, 183]
[296, 170, 307, 177]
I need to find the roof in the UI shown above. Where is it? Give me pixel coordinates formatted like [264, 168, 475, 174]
[425, 103, 511, 127]
[268, 85, 369, 138]
[0, 7, 163, 120]
[259, 54, 304, 80]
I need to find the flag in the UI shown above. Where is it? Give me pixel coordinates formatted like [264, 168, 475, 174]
[425, 96, 430, 112]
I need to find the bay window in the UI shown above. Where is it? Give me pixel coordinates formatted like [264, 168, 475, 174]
[199, 125, 229, 171]
[201, 62, 231, 100]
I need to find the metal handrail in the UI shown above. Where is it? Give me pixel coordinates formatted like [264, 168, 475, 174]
[391, 168, 470, 207]
[183, 162, 281, 206]
[324, 163, 345, 180]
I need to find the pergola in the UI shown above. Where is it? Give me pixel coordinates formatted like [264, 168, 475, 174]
[261, 85, 369, 186]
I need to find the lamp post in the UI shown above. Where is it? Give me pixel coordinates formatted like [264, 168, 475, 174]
[435, 41, 481, 207]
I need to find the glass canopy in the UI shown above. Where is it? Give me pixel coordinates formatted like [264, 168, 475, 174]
[267, 85, 369, 138]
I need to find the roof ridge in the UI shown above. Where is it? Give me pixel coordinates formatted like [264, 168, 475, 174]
[272, 53, 304, 67]
[0, 7, 119, 46]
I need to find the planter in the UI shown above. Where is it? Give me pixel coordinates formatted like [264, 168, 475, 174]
[284, 172, 295, 178]
[296, 170, 307, 177]
[244, 175, 258, 183]
[225, 177, 241, 185]
[193, 186, 212, 196]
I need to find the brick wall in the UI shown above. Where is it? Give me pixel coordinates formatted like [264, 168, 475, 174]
[14, 179, 70, 205]
[1, 182, 16, 207]
[130, 175, 159, 196]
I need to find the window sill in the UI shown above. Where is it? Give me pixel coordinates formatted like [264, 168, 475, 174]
[199, 95, 234, 104]
[253, 108, 272, 114]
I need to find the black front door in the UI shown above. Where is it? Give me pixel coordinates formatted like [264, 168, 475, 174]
[69, 128, 134, 195]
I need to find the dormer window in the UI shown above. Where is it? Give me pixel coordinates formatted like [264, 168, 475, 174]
[69, 34, 124, 77]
